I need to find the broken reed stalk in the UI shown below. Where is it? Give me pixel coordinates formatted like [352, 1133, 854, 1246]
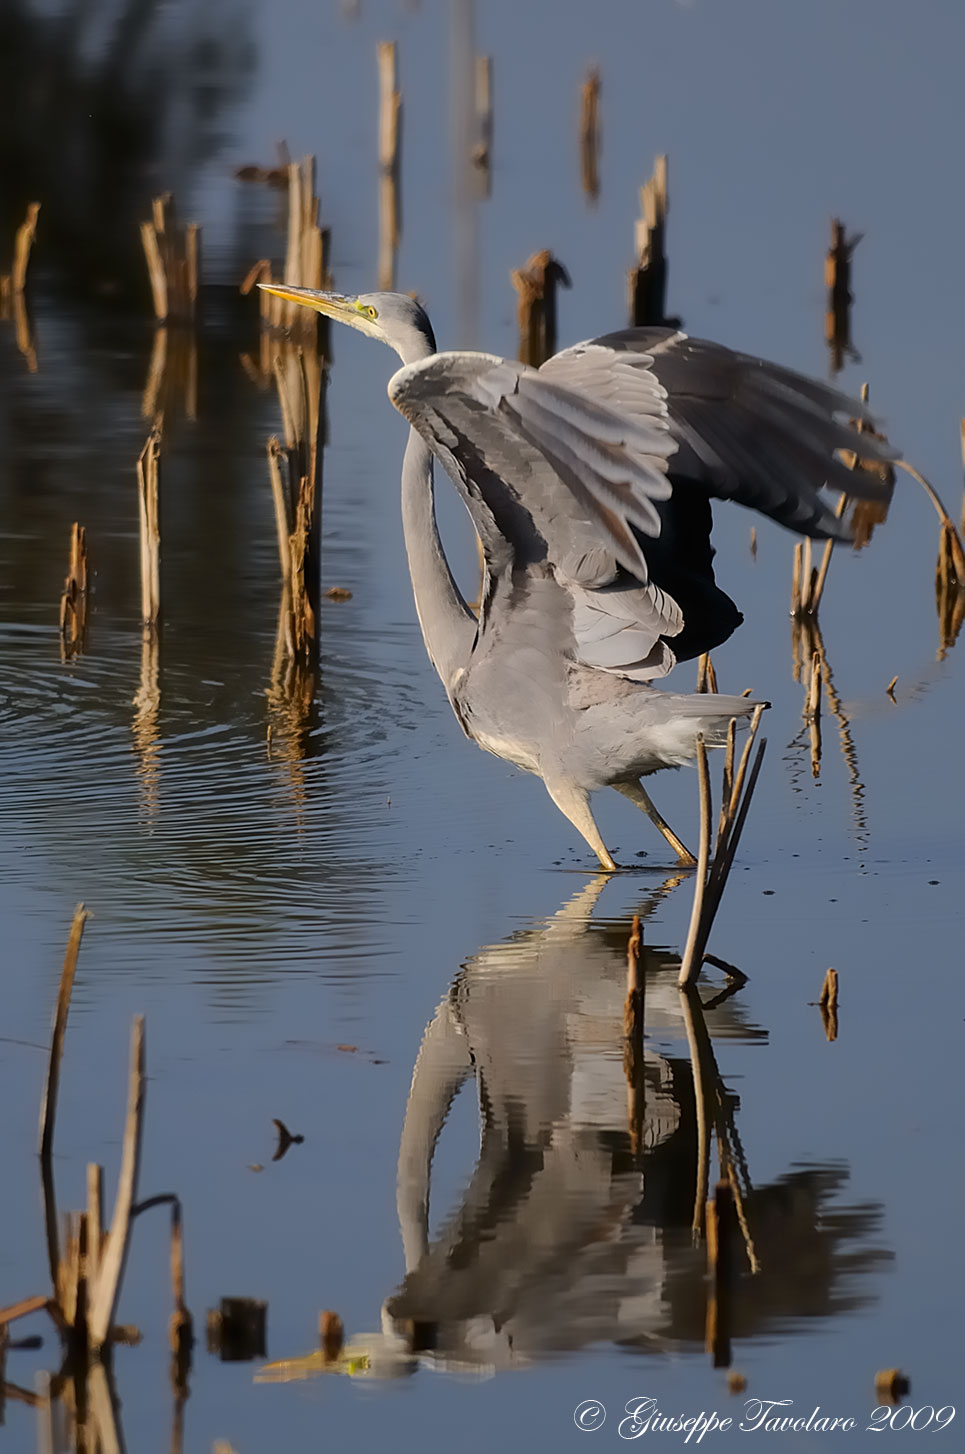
[705, 1180, 735, 1367]
[678, 707, 767, 988]
[39, 905, 89, 1279]
[628, 155, 670, 326]
[511, 250, 571, 367]
[320, 1310, 344, 1364]
[472, 55, 493, 195]
[895, 459, 965, 577]
[801, 384, 896, 619]
[140, 195, 200, 324]
[825, 217, 862, 374]
[87, 1016, 146, 1349]
[696, 652, 718, 693]
[243, 158, 327, 664]
[579, 67, 601, 203]
[819, 967, 839, 1042]
[0, 202, 41, 301]
[137, 429, 161, 627]
[377, 42, 402, 290]
[59, 522, 89, 659]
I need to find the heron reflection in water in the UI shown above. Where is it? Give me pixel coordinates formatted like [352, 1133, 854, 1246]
[376, 877, 888, 1374]
[260, 283, 897, 869]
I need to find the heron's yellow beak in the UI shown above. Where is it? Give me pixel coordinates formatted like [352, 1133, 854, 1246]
[257, 283, 362, 326]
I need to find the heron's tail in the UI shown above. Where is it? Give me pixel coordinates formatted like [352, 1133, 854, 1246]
[636, 691, 767, 771]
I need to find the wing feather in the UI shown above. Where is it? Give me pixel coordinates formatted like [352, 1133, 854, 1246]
[390, 352, 685, 680]
[543, 329, 899, 540]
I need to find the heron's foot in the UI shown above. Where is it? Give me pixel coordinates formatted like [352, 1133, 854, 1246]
[668, 837, 698, 869]
[614, 779, 697, 867]
[596, 849, 621, 872]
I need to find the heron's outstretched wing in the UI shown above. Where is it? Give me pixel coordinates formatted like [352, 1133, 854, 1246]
[541, 329, 898, 538]
[389, 351, 686, 680]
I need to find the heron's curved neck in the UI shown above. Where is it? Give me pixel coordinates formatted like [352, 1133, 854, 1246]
[401, 425, 475, 687]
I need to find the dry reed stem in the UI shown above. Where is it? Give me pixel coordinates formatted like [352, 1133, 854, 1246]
[791, 542, 802, 618]
[0, 202, 41, 298]
[86, 1163, 103, 1292]
[825, 218, 862, 374]
[696, 652, 718, 693]
[0, 1295, 51, 1327]
[629, 155, 670, 326]
[512, 250, 571, 368]
[579, 67, 601, 202]
[39, 905, 88, 1289]
[140, 195, 200, 323]
[87, 1017, 146, 1349]
[719, 719, 736, 839]
[377, 42, 402, 175]
[895, 460, 965, 572]
[320, 1310, 345, 1363]
[819, 967, 839, 1041]
[268, 436, 292, 586]
[59, 522, 89, 658]
[137, 429, 162, 626]
[678, 709, 767, 988]
[473, 55, 493, 195]
[377, 43, 402, 288]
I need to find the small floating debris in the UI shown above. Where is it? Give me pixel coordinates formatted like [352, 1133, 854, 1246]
[874, 1369, 910, 1405]
[325, 586, 353, 601]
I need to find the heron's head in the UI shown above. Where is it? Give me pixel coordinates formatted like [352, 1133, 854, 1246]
[257, 285, 436, 364]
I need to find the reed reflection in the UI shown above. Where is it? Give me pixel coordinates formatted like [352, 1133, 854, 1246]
[378, 879, 888, 1374]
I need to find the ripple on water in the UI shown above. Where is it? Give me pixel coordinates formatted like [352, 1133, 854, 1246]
[0, 614, 426, 979]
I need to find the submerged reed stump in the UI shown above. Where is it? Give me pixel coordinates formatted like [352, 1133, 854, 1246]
[59, 522, 89, 659]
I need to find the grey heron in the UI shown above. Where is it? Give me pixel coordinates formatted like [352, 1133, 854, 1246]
[259, 284, 897, 870]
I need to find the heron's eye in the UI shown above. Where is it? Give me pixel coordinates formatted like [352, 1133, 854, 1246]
[362, 304, 378, 319]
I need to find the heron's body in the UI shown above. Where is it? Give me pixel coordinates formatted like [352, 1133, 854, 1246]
[260, 284, 897, 869]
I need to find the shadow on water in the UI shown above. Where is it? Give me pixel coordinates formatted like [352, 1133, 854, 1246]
[257, 878, 890, 1384]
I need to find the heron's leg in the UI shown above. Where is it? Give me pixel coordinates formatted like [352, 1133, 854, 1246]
[615, 779, 697, 867]
[544, 778, 619, 872]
